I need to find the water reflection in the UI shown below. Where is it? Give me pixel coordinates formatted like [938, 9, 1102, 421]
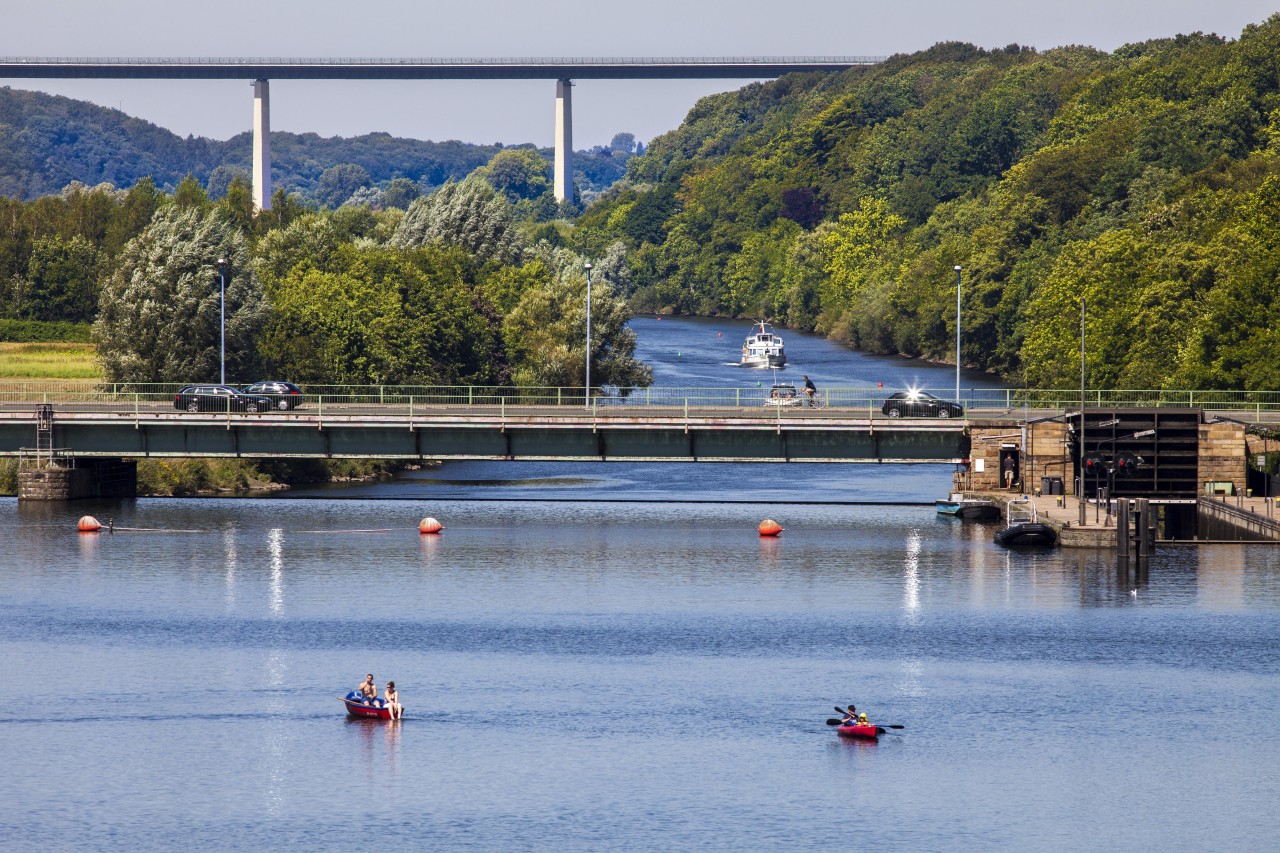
[903, 528, 921, 617]
[268, 528, 284, 615]
[223, 528, 237, 611]
[418, 532, 442, 564]
[1197, 546, 1245, 609]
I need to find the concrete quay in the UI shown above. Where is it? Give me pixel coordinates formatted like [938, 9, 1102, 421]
[964, 490, 1280, 548]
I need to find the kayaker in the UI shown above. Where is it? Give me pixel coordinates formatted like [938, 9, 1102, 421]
[385, 681, 401, 720]
[856, 711, 871, 726]
[357, 673, 377, 704]
[840, 705, 857, 724]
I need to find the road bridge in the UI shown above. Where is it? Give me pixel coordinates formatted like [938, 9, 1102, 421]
[0, 55, 880, 207]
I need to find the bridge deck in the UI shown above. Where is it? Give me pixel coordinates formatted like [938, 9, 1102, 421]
[0, 407, 969, 463]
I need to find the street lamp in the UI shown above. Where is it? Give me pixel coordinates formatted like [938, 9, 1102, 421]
[953, 265, 961, 405]
[216, 257, 228, 385]
[583, 261, 592, 408]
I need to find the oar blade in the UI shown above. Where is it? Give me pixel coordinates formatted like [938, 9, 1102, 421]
[825, 718, 843, 726]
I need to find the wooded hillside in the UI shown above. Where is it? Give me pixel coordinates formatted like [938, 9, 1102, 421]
[569, 16, 1280, 390]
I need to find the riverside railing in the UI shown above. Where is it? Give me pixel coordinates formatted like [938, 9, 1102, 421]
[5, 383, 1280, 418]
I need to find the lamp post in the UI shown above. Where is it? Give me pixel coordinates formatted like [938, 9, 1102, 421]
[1079, 297, 1087, 526]
[216, 257, 228, 385]
[583, 261, 592, 408]
[953, 265, 961, 405]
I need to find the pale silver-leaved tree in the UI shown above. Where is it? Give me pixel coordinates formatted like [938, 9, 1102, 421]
[93, 206, 268, 384]
[388, 177, 523, 264]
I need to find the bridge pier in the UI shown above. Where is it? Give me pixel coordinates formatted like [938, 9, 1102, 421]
[253, 79, 273, 211]
[554, 78, 573, 202]
[18, 458, 137, 501]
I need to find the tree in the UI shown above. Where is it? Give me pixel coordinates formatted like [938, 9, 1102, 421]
[258, 243, 507, 386]
[476, 148, 550, 202]
[173, 175, 209, 210]
[502, 245, 652, 392]
[610, 132, 637, 154]
[316, 163, 371, 208]
[21, 235, 99, 322]
[93, 207, 266, 383]
[389, 178, 523, 264]
[382, 178, 421, 210]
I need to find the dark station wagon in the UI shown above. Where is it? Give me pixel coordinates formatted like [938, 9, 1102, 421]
[174, 385, 275, 413]
[881, 390, 964, 419]
[241, 381, 305, 410]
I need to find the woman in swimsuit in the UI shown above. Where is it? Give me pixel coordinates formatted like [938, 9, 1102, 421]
[385, 681, 401, 720]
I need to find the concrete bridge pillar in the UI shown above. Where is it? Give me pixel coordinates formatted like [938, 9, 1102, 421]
[554, 78, 573, 203]
[252, 79, 273, 211]
[18, 458, 137, 501]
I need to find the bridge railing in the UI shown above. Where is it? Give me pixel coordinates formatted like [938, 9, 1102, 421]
[4, 383, 1280, 417]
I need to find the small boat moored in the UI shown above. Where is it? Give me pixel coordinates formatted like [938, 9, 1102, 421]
[935, 494, 1001, 521]
[994, 498, 1058, 547]
[341, 690, 399, 720]
[740, 321, 786, 368]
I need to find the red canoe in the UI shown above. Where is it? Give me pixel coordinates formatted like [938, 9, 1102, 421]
[341, 694, 398, 720]
[836, 723, 880, 739]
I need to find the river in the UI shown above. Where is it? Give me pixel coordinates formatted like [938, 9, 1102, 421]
[1, 317, 1277, 851]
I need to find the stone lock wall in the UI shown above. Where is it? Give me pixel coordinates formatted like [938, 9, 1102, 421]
[953, 422, 1070, 494]
[1199, 421, 1246, 495]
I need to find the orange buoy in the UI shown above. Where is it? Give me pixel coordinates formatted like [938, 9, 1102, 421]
[758, 519, 783, 537]
[418, 517, 444, 534]
[77, 515, 102, 533]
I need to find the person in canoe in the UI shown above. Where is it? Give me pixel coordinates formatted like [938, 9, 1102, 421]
[385, 681, 401, 720]
[839, 705, 858, 724]
[856, 711, 871, 727]
[357, 673, 378, 705]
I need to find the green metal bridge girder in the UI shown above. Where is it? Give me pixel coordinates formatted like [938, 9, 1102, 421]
[0, 419, 968, 463]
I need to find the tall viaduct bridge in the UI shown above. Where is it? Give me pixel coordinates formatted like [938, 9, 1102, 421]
[0, 56, 879, 208]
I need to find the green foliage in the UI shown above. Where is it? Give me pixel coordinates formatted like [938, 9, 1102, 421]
[390, 179, 523, 264]
[258, 241, 507, 386]
[317, 163, 372, 208]
[475, 148, 551, 202]
[502, 245, 652, 392]
[0, 319, 92, 342]
[571, 15, 1280, 390]
[92, 206, 266, 383]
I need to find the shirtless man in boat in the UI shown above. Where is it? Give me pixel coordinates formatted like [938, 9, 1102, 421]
[357, 673, 378, 704]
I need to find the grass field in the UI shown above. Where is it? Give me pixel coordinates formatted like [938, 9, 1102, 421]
[0, 342, 102, 379]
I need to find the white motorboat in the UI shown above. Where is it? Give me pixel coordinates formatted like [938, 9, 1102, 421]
[741, 321, 786, 368]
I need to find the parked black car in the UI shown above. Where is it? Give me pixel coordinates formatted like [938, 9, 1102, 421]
[241, 381, 305, 410]
[881, 390, 964, 418]
[174, 385, 275, 413]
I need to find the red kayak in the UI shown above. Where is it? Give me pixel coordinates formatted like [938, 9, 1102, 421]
[341, 692, 398, 720]
[836, 723, 880, 739]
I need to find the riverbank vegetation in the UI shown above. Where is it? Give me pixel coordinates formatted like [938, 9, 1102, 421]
[569, 16, 1280, 390]
[5, 17, 1280, 399]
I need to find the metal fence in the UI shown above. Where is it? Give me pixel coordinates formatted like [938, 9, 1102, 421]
[5, 382, 1280, 418]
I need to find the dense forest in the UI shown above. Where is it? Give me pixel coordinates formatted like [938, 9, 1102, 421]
[4, 16, 1280, 394]
[0, 86, 637, 204]
[567, 15, 1280, 390]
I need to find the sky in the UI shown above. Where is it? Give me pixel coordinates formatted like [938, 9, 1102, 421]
[2, 1, 1277, 149]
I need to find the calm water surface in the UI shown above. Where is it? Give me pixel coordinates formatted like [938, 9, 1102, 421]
[3, 319, 1278, 850]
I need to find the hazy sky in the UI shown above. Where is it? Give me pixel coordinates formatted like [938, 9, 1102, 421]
[2, 1, 1276, 148]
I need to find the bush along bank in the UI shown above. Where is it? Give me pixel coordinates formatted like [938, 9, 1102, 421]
[0, 458, 412, 497]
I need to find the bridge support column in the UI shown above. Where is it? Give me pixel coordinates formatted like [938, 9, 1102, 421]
[554, 78, 573, 203]
[18, 458, 137, 502]
[253, 79, 273, 211]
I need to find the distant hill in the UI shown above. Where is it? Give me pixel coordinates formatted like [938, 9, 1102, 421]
[0, 86, 631, 201]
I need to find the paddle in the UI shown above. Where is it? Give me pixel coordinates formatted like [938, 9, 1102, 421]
[829, 705, 905, 729]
